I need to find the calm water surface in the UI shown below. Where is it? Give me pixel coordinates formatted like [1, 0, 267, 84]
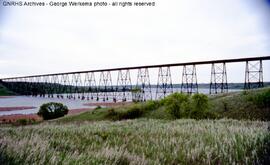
[0, 88, 242, 116]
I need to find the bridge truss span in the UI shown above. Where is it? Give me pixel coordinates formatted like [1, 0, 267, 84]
[1, 56, 269, 102]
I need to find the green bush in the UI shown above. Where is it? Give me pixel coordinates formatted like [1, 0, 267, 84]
[106, 105, 144, 121]
[162, 93, 191, 119]
[13, 118, 37, 126]
[190, 94, 210, 119]
[162, 93, 214, 119]
[123, 106, 144, 119]
[16, 119, 27, 125]
[244, 88, 270, 108]
[141, 100, 160, 111]
[37, 102, 69, 120]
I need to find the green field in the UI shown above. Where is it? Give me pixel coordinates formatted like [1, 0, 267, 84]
[1, 119, 269, 164]
[1, 88, 270, 164]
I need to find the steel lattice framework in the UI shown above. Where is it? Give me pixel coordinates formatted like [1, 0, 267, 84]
[0, 56, 269, 102]
[156, 67, 173, 99]
[181, 65, 198, 94]
[244, 60, 264, 89]
[210, 63, 228, 94]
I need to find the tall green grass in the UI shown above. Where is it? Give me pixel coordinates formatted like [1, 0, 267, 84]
[0, 119, 269, 164]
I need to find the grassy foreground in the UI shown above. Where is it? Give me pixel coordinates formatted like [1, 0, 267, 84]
[0, 119, 270, 164]
[1, 88, 270, 164]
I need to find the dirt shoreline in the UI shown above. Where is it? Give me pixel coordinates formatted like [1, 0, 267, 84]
[0, 101, 131, 123]
[0, 96, 15, 99]
[0, 106, 36, 112]
[0, 108, 94, 123]
[83, 101, 132, 107]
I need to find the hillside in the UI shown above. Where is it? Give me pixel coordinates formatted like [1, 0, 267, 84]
[1, 88, 270, 164]
[0, 83, 14, 96]
[57, 87, 270, 123]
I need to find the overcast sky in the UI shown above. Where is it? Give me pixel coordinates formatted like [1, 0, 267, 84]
[0, 0, 270, 83]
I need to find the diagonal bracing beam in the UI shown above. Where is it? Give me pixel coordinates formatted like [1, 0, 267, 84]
[84, 72, 97, 100]
[135, 68, 152, 101]
[98, 71, 114, 102]
[181, 65, 198, 94]
[244, 60, 263, 89]
[156, 67, 173, 99]
[116, 70, 132, 102]
[210, 63, 228, 94]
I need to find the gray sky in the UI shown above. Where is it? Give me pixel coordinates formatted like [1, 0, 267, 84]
[0, 0, 270, 83]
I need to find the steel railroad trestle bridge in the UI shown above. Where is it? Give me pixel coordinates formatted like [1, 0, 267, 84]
[0, 56, 269, 102]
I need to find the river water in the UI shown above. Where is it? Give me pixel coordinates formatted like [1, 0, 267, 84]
[0, 88, 242, 116]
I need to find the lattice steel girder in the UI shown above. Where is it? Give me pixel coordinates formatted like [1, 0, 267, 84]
[181, 65, 198, 94]
[58, 74, 69, 98]
[98, 71, 114, 102]
[210, 63, 228, 94]
[115, 70, 132, 102]
[135, 68, 152, 101]
[156, 67, 173, 99]
[84, 72, 97, 100]
[70, 73, 83, 99]
[244, 60, 263, 89]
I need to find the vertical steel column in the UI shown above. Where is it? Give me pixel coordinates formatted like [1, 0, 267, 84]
[67, 74, 74, 99]
[33, 76, 41, 97]
[98, 71, 113, 102]
[40, 76, 46, 97]
[244, 60, 263, 89]
[181, 65, 198, 94]
[116, 70, 132, 102]
[136, 68, 152, 101]
[43, 76, 50, 97]
[84, 72, 97, 100]
[60, 74, 70, 99]
[26, 77, 31, 96]
[51, 75, 60, 98]
[22, 78, 28, 95]
[48, 76, 55, 98]
[210, 63, 228, 94]
[71, 73, 83, 99]
[156, 67, 173, 99]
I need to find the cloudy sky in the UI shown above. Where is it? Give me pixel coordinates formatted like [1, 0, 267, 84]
[0, 0, 270, 83]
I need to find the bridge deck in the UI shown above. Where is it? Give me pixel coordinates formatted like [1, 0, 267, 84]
[1, 56, 270, 80]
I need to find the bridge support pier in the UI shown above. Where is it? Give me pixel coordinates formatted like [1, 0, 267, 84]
[71, 73, 83, 99]
[156, 67, 173, 99]
[98, 71, 113, 102]
[84, 72, 97, 101]
[181, 65, 198, 94]
[60, 74, 69, 99]
[136, 68, 152, 101]
[244, 60, 263, 89]
[52, 75, 60, 98]
[116, 70, 132, 102]
[210, 63, 228, 94]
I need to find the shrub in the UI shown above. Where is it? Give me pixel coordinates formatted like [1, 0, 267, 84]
[142, 100, 160, 111]
[190, 94, 210, 119]
[95, 105, 102, 110]
[163, 93, 191, 119]
[106, 105, 144, 121]
[245, 88, 270, 108]
[123, 106, 144, 119]
[13, 118, 37, 126]
[37, 102, 69, 120]
[107, 108, 118, 119]
[16, 119, 27, 125]
[162, 93, 214, 119]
